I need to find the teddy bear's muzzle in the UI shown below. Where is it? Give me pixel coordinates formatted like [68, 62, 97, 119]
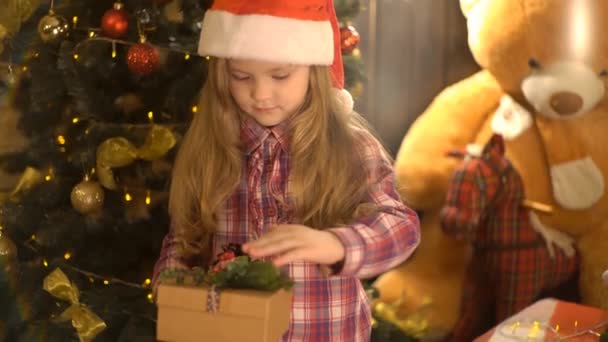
[549, 91, 583, 116]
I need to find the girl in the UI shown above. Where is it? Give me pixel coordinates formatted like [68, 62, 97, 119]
[153, 0, 421, 341]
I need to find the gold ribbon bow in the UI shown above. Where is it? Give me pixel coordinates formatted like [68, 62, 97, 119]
[0, 0, 42, 54]
[0, 166, 44, 202]
[43, 268, 107, 342]
[96, 125, 176, 190]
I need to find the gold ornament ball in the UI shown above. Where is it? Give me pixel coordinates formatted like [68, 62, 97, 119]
[38, 12, 70, 43]
[0, 233, 17, 263]
[71, 180, 105, 214]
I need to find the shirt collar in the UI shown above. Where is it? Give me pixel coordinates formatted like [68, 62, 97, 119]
[240, 115, 291, 155]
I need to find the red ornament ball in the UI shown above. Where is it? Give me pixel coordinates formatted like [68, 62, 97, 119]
[126, 43, 160, 76]
[340, 25, 361, 55]
[101, 5, 129, 38]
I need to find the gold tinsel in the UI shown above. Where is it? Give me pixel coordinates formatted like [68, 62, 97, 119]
[96, 125, 176, 190]
[43, 268, 107, 342]
[372, 293, 431, 339]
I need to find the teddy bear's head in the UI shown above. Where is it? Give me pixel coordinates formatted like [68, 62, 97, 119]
[461, 0, 608, 119]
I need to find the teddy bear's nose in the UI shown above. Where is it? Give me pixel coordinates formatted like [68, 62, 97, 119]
[549, 91, 583, 115]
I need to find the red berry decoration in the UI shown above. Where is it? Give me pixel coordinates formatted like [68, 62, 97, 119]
[126, 42, 160, 76]
[101, 2, 129, 38]
[340, 25, 361, 55]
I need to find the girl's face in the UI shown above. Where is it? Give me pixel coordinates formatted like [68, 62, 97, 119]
[228, 59, 310, 127]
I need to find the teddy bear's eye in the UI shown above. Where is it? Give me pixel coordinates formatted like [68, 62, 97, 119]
[528, 58, 541, 70]
[600, 69, 608, 77]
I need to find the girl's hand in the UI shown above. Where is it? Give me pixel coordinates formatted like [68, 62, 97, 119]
[242, 224, 345, 267]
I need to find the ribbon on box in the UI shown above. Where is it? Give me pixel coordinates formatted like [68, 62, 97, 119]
[206, 285, 220, 313]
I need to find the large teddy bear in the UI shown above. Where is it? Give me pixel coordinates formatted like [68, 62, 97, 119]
[373, 0, 608, 338]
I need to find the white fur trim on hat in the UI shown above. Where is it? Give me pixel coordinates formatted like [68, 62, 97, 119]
[198, 10, 334, 65]
[333, 88, 354, 114]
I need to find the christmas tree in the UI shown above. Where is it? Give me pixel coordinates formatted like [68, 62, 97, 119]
[0, 0, 365, 341]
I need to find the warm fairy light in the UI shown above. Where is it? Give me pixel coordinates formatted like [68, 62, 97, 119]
[89, 277, 94, 283]
[205, 56, 210, 60]
[144, 278, 151, 285]
[64, 252, 72, 260]
[72, 117, 80, 124]
[147, 293, 154, 302]
[112, 42, 117, 58]
[89, 31, 95, 38]
[45, 174, 52, 181]
[103, 280, 109, 285]
[73, 16, 78, 25]
[125, 193, 133, 202]
[30, 234, 36, 240]
[43, 259, 49, 267]
[73, 54, 79, 60]
[22, 66, 27, 72]
[191, 105, 198, 113]
[148, 111, 154, 121]
[57, 135, 66, 145]
[145, 191, 151, 205]
[85, 128, 90, 135]
[91, 168, 96, 175]
[34, 52, 39, 58]
[184, 53, 190, 60]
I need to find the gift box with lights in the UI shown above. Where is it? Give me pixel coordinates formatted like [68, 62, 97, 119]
[156, 244, 294, 342]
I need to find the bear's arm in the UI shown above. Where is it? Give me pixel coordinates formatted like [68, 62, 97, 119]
[394, 70, 503, 210]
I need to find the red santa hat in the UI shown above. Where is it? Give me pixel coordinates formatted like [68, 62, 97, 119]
[198, 0, 354, 113]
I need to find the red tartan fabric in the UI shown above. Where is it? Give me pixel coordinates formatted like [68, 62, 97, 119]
[439, 134, 579, 342]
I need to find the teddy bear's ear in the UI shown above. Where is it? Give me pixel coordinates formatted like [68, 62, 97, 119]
[460, 0, 484, 18]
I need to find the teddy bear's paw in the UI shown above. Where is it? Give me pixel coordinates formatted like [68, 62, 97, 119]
[491, 95, 533, 140]
[550, 156, 604, 209]
[529, 211, 576, 259]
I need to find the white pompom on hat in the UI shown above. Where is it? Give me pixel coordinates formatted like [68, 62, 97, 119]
[198, 0, 354, 113]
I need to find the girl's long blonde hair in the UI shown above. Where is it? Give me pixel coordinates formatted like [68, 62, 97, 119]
[169, 58, 387, 261]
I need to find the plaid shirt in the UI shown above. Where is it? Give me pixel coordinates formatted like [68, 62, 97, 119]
[153, 116, 420, 341]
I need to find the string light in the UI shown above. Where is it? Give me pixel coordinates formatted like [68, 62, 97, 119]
[72, 16, 78, 25]
[147, 293, 154, 303]
[21, 65, 27, 72]
[145, 191, 151, 205]
[30, 234, 36, 241]
[72, 117, 80, 124]
[89, 277, 95, 283]
[191, 105, 198, 113]
[144, 278, 151, 286]
[103, 280, 109, 285]
[124, 192, 133, 202]
[148, 111, 154, 121]
[184, 53, 190, 60]
[73, 54, 79, 60]
[88, 31, 95, 38]
[497, 318, 608, 341]
[64, 252, 72, 260]
[112, 41, 117, 59]
[205, 56, 210, 60]
[43, 259, 49, 267]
